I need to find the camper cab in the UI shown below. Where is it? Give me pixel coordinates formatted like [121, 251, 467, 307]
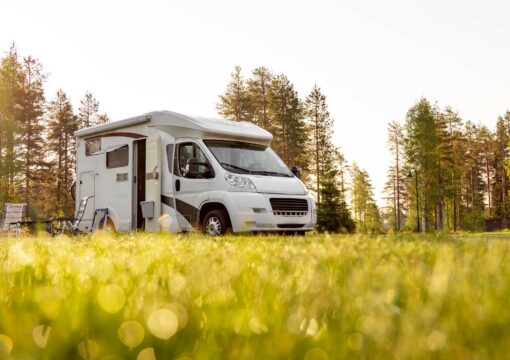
[74, 111, 317, 235]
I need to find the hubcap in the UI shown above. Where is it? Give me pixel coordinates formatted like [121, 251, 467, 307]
[205, 216, 222, 236]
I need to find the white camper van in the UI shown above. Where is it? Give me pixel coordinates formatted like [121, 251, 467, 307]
[74, 111, 317, 235]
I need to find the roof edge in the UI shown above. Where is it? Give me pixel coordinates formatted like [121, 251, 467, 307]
[74, 114, 151, 137]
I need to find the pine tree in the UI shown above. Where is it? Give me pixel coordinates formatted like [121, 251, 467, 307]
[304, 85, 334, 207]
[383, 165, 407, 231]
[78, 91, 99, 128]
[350, 163, 383, 234]
[317, 147, 355, 233]
[78, 91, 108, 128]
[461, 122, 485, 230]
[436, 107, 465, 231]
[476, 125, 495, 218]
[267, 74, 308, 172]
[47, 90, 78, 215]
[216, 66, 252, 122]
[17, 56, 47, 213]
[0, 43, 23, 205]
[403, 98, 440, 231]
[385, 121, 406, 230]
[97, 112, 109, 124]
[495, 112, 510, 227]
[246, 67, 272, 130]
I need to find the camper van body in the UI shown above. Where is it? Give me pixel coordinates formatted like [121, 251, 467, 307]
[74, 111, 316, 234]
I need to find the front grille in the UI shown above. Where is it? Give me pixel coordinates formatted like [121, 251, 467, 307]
[270, 198, 308, 216]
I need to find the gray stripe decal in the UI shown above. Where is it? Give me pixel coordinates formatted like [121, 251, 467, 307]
[160, 195, 199, 227]
[176, 199, 199, 227]
[161, 195, 174, 208]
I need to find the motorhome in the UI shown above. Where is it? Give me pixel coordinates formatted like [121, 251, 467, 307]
[74, 111, 317, 235]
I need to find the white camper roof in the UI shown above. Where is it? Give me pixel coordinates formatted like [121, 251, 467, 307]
[74, 110, 273, 145]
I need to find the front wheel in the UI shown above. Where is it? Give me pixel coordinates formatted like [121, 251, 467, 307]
[202, 209, 232, 236]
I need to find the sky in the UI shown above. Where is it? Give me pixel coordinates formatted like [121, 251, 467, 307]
[1, 0, 509, 203]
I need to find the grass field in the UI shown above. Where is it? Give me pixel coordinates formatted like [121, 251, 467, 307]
[1, 232, 510, 359]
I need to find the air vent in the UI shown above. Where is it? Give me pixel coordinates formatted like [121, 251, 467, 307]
[277, 224, 305, 228]
[270, 198, 308, 216]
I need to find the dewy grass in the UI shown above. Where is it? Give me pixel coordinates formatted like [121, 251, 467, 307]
[1, 233, 510, 359]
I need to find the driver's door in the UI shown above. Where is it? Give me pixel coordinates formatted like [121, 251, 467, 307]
[174, 141, 213, 231]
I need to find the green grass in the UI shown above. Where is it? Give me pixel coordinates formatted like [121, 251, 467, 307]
[1, 232, 510, 359]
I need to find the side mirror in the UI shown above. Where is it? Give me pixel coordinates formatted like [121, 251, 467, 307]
[291, 166, 301, 179]
[185, 158, 200, 178]
[185, 158, 211, 178]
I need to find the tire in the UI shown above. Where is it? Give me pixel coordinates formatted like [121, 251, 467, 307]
[202, 209, 232, 236]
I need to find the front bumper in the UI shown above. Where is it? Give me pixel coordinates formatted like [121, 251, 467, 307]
[223, 192, 317, 232]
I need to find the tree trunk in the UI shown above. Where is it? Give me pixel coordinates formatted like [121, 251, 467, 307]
[315, 106, 320, 206]
[453, 186, 457, 232]
[64, 132, 69, 210]
[485, 149, 492, 218]
[393, 174, 397, 231]
[25, 141, 30, 206]
[421, 174, 426, 232]
[503, 171, 508, 228]
[395, 141, 401, 231]
[57, 132, 63, 206]
[437, 164, 444, 230]
[261, 78, 268, 130]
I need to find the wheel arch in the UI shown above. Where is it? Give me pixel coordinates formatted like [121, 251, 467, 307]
[105, 216, 117, 232]
[199, 202, 232, 228]
[102, 207, 119, 232]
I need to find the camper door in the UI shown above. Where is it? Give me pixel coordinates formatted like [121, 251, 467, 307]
[145, 135, 161, 231]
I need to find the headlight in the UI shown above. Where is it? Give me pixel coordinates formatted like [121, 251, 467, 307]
[225, 172, 257, 192]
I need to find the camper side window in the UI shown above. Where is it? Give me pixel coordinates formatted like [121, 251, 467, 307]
[85, 138, 101, 156]
[106, 145, 129, 168]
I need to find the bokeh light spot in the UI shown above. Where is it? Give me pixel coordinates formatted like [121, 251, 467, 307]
[78, 340, 99, 360]
[137, 347, 156, 360]
[0, 334, 13, 356]
[304, 347, 329, 360]
[147, 308, 178, 339]
[305, 318, 319, 337]
[118, 321, 145, 348]
[97, 284, 126, 314]
[168, 303, 188, 330]
[286, 312, 307, 335]
[32, 325, 51, 348]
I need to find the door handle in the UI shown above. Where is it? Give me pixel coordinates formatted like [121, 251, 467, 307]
[175, 179, 181, 192]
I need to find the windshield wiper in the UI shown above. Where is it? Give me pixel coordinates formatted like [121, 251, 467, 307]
[250, 170, 292, 177]
[220, 162, 251, 173]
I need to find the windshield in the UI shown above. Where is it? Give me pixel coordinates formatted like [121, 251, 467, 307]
[204, 140, 293, 177]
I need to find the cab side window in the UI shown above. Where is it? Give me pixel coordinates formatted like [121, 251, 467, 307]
[177, 143, 213, 178]
[178, 144, 194, 175]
